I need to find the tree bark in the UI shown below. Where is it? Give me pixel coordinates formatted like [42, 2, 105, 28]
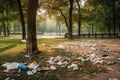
[108, 24, 111, 38]
[113, 0, 116, 36]
[0, 25, 2, 35]
[17, 0, 26, 40]
[58, 23, 61, 36]
[76, 0, 81, 37]
[27, 0, 38, 55]
[6, 8, 10, 36]
[2, 9, 6, 37]
[91, 24, 94, 36]
[69, 0, 74, 39]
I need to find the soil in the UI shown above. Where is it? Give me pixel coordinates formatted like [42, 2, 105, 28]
[55, 39, 120, 80]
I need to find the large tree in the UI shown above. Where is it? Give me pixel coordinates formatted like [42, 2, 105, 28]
[27, 0, 38, 55]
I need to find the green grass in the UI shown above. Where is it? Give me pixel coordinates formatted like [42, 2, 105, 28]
[0, 35, 22, 40]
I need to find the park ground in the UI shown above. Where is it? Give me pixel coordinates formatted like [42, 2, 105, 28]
[0, 35, 120, 80]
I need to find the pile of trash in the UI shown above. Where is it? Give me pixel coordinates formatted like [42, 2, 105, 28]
[2, 61, 50, 76]
[2, 50, 115, 75]
[1, 52, 113, 75]
[46, 52, 115, 71]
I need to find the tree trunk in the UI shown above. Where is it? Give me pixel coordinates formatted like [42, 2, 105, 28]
[69, 0, 74, 39]
[0, 26, 2, 35]
[58, 23, 61, 36]
[0, 21, 2, 35]
[14, 25, 16, 34]
[2, 9, 6, 37]
[17, 0, 26, 40]
[76, 0, 81, 37]
[57, 9, 69, 33]
[56, 20, 61, 36]
[108, 25, 111, 38]
[6, 8, 10, 36]
[91, 24, 94, 36]
[113, 0, 116, 36]
[27, 0, 38, 55]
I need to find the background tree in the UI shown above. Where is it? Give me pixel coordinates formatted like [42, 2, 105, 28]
[69, 0, 74, 39]
[75, 0, 81, 37]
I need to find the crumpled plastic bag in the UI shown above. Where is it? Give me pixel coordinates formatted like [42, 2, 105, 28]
[2, 62, 19, 72]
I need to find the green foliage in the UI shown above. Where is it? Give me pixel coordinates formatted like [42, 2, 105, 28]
[83, 0, 120, 33]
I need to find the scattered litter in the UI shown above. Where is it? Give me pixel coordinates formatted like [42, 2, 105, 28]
[41, 44, 46, 46]
[2, 62, 19, 72]
[43, 67, 50, 71]
[4, 77, 10, 80]
[47, 57, 54, 64]
[58, 45, 64, 49]
[31, 69, 37, 74]
[50, 66, 56, 70]
[107, 68, 114, 71]
[109, 78, 119, 80]
[90, 47, 96, 51]
[108, 61, 117, 65]
[27, 71, 33, 75]
[118, 58, 120, 60]
[24, 55, 30, 58]
[27, 61, 39, 69]
[68, 63, 78, 70]
[21, 40, 26, 43]
[100, 48, 115, 53]
[36, 67, 42, 71]
[18, 64, 27, 70]
[54, 45, 65, 50]
[57, 61, 63, 66]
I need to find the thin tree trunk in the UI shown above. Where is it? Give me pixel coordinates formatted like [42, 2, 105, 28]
[6, 8, 10, 36]
[69, 0, 74, 39]
[56, 20, 61, 36]
[2, 9, 6, 37]
[108, 25, 111, 38]
[0, 26, 2, 35]
[27, 0, 38, 55]
[14, 25, 16, 34]
[58, 24, 61, 36]
[119, 23, 120, 33]
[76, 0, 81, 37]
[0, 21, 2, 35]
[56, 9, 69, 33]
[91, 24, 94, 36]
[113, 0, 116, 36]
[17, 0, 26, 40]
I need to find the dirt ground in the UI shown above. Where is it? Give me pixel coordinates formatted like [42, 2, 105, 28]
[0, 39, 120, 80]
[53, 39, 120, 80]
